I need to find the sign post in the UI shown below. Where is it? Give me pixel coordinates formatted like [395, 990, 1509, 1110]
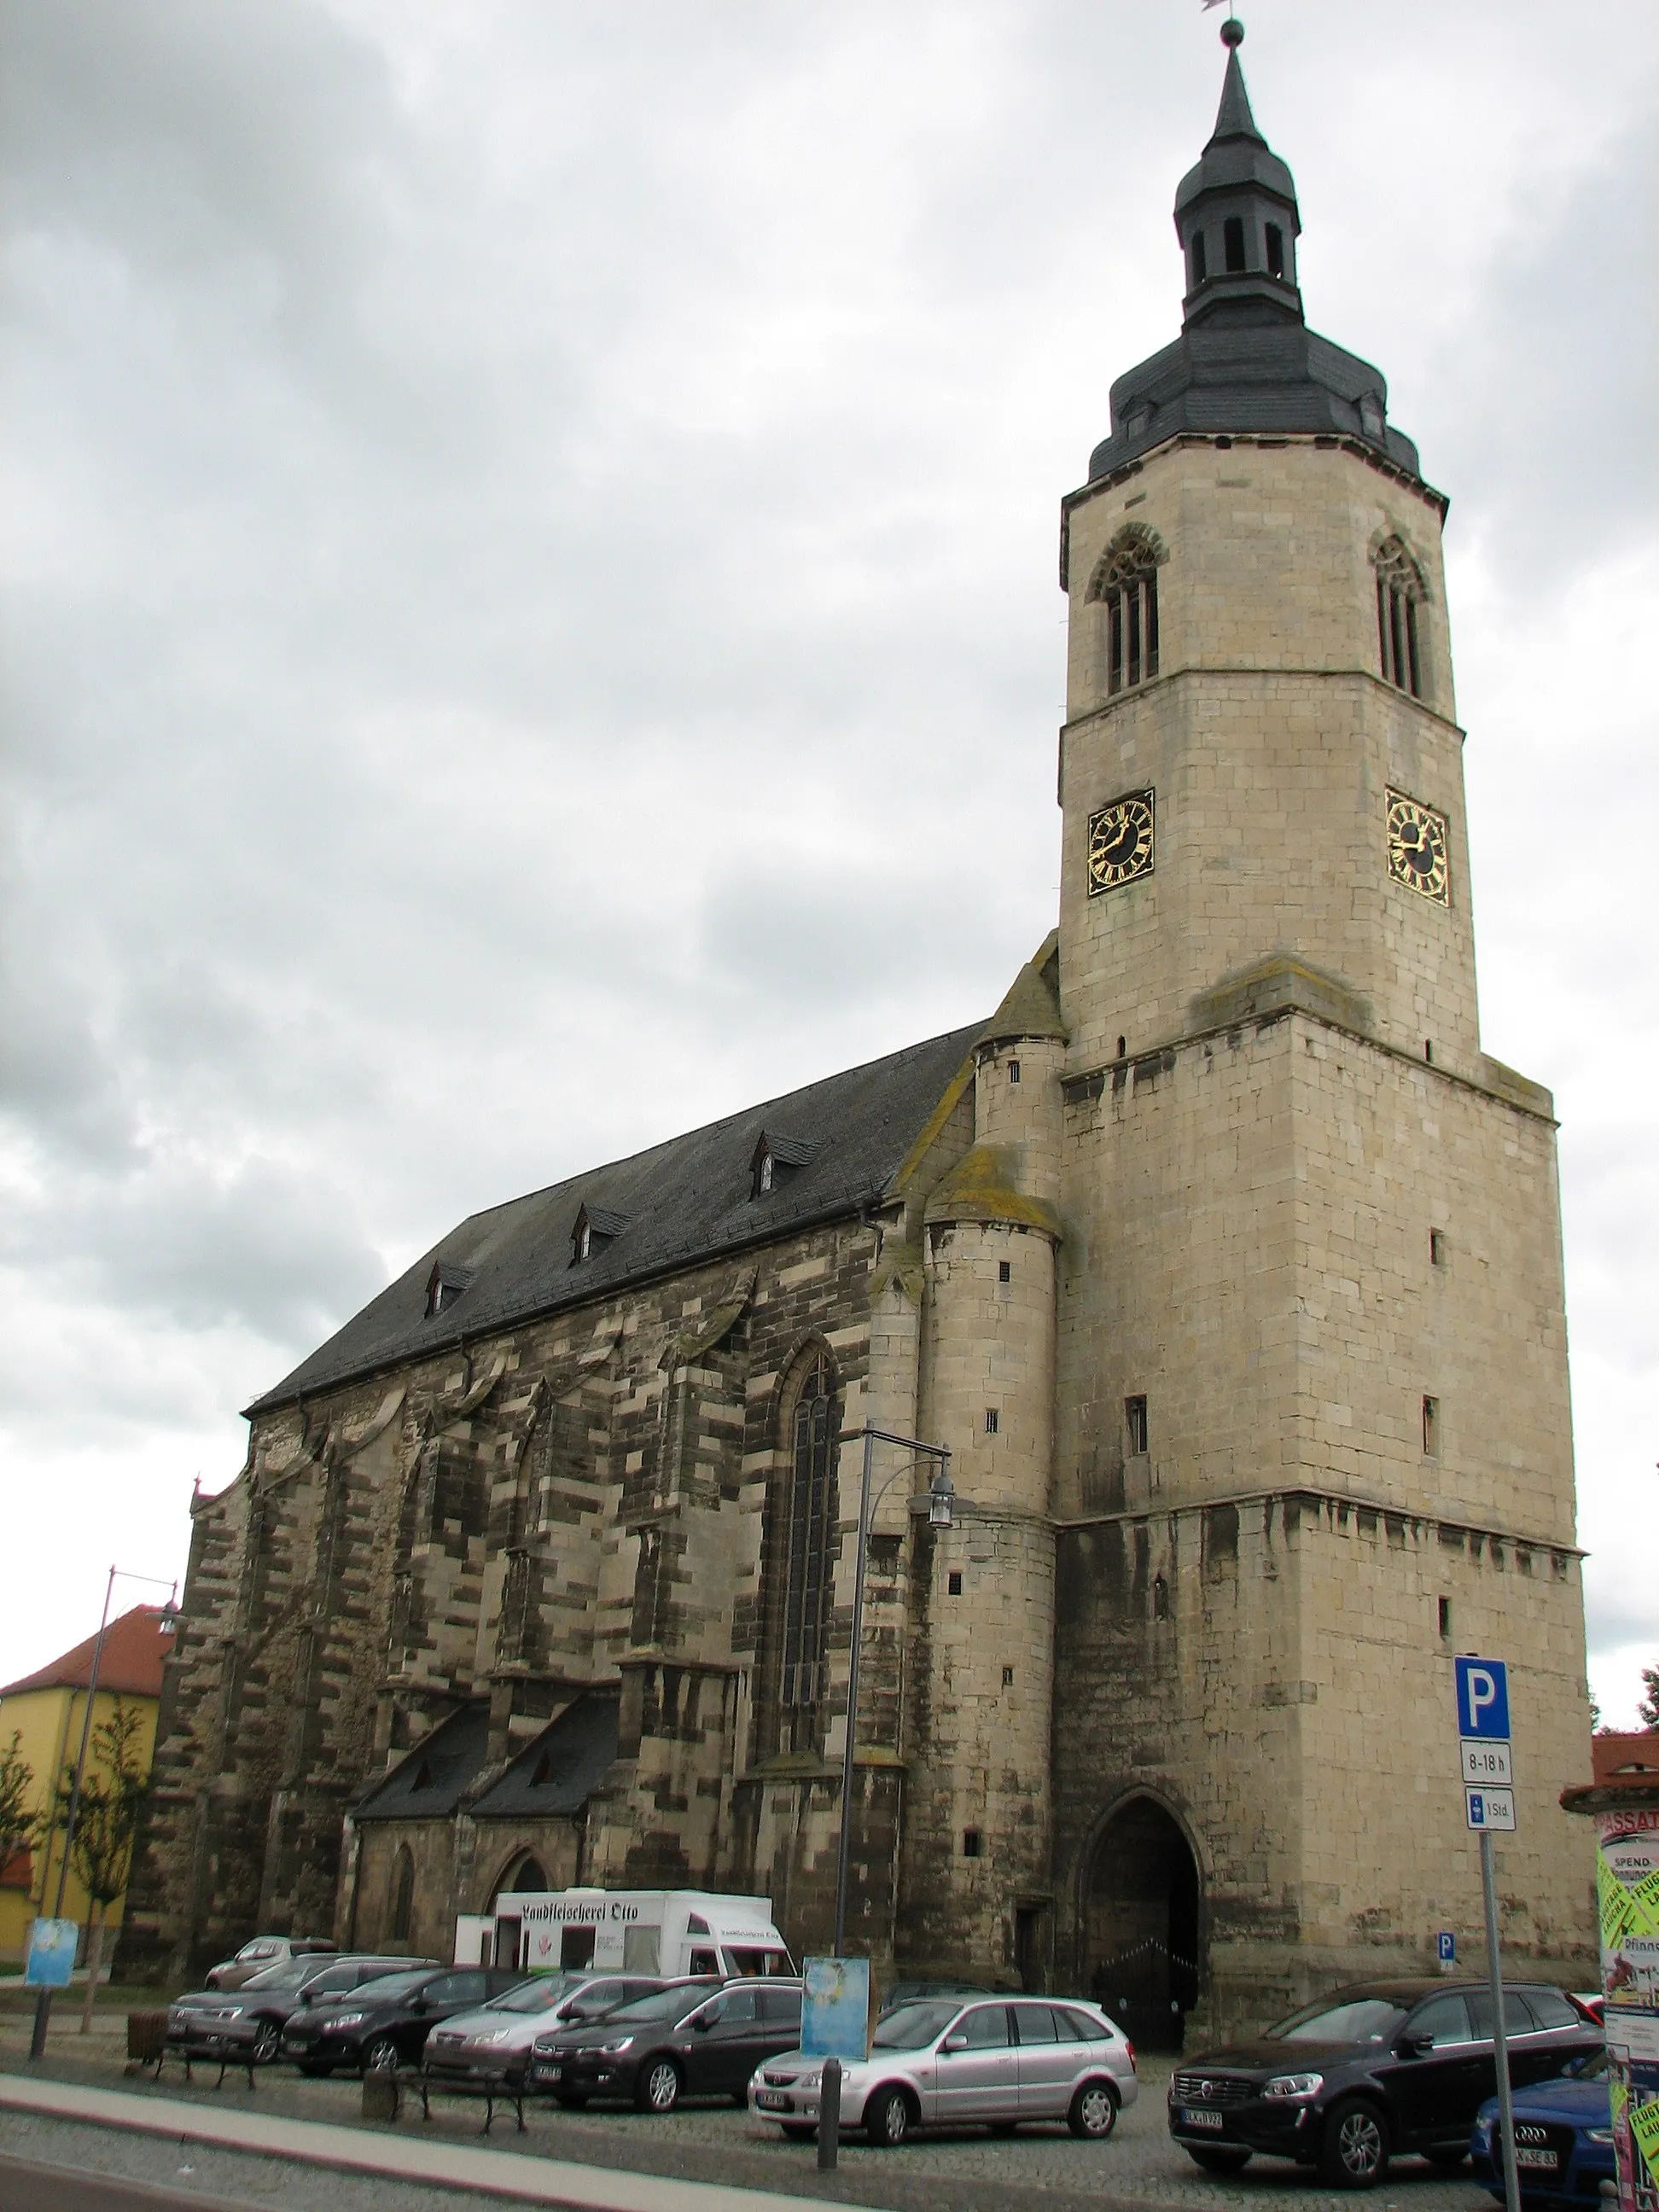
[801, 1956, 872, 2172]
[1456, 1656, 1521, 2212]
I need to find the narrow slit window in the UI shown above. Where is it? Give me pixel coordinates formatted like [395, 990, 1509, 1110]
[947, 1569, 963, 1597]
[1438, 1596, 1452, 1641]
[1153, 1573, 1169, 1620]
[1223, 214, 1246, 271]
[1007, 1058, 1021, 1084]
[1126, 1394, 1149, 1456]
[1430, 1228, 1447, 1267]
[1266, 222, 1285, 278]
[998, 1260, 1011, 1284]
[1002, 1665, 1015, 1686]
[984, 1407, 999, 1435]
[963, 1830, 982, 1859]
[1423, 1394, 1440, 1458]
[1191, 231, 1208, 284]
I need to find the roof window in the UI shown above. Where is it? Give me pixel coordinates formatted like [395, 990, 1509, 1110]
[751, 1130, 817, 1201]
[571, 1203, 631, 1265]
[424, 1260, 474, 1318]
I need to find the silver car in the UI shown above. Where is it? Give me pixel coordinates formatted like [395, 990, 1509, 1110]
[749, 1994, 1138, 2146]
[422, 1970, 666, 2088]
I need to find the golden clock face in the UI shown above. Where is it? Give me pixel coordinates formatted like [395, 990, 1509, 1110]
[1087, 789, 1155, 895]
[1386, 789, 1450, 905]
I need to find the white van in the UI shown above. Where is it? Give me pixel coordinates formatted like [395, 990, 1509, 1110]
[458, 1888, 793, 1980]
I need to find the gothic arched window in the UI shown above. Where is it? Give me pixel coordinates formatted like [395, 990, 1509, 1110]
[1087, 524, 1166, 696]
[1373, 535, 1428, 700]
[765, 1350, 840, 1751]
[389, 1844, 415, 1942]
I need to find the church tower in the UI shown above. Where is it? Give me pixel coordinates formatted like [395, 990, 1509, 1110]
[1046, 22, 1594, 2038]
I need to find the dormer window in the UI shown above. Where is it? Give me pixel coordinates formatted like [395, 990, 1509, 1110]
[424, 1260, 474, 1318]
[1373, 535, 1428, 700]
[1086, 523, 1167, 696]
[570, 1203, 630, 1266]
[750, 1131, 817, 1201]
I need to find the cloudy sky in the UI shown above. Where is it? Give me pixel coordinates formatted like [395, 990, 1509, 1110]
[3, 0, 1654, 1723]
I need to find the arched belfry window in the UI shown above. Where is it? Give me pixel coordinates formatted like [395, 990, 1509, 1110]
[763, 1349, 841, 1752]
[390, 1843, 415, 1942]
[1087, 524, 1166, 696]
[1373, 536, 1428, 701]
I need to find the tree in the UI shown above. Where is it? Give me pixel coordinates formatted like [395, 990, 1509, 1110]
[55, 1701, 148, 2032]
[1640, 1662, 1659, 1732]
[0, 1731, 39, 1867]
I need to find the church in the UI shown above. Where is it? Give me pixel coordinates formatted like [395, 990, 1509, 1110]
[123, 26, 1598, 2040]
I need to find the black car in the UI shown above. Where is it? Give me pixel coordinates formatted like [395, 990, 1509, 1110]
[527, 1976, 803, 2113]
[1168, 1980, 1601, 2189]
[280, 1964, 527, 2074]
[168, 1952, 434, 2065]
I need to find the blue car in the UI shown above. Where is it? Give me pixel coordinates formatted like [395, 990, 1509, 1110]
[1471, 2051, 1615, 2207]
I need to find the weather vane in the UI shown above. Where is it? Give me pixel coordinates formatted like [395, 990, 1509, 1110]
[1202, 0, 1242, 29]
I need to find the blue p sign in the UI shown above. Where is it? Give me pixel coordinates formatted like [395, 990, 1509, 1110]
[1455, 1656, 1510, 1739]
[1437, 1931, 1455, 1965]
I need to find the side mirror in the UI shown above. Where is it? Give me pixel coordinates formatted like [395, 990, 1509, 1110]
[1397, 2031, 1432, 2059]
[941, 2033, 968, 2055]
[692, 2015, 713, 2034]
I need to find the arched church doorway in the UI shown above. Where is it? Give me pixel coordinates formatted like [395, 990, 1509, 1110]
[1086, 1796, 1201, 2052]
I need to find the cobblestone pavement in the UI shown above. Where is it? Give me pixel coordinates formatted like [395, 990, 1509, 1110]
[0, 2030, 1502, 2212]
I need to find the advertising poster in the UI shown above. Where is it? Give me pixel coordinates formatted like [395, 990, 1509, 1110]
[1598, 1809, 1659, 2212]
[24, 1918, 79, 1988]
[800, 1957, 871, 2063]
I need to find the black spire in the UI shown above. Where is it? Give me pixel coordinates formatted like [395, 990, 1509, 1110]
[1173, 17, 1302, 328]
[1078, 17, 1424, 488]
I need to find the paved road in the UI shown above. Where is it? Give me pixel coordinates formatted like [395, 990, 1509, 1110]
[0, 2150, 261, 2211]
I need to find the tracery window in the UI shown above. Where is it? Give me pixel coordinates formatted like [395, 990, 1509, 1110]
[1373, 535, 1427, 700]
[1087, 524, 1166, 696]
[776, 1352, 840, 1734]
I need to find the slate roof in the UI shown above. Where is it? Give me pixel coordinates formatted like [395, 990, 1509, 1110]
[471, 1694, 621, 1822]
[249, 1022, 981, 1415]
[0, 1606, 175, 1701]
[355, 1704, 492, 1821]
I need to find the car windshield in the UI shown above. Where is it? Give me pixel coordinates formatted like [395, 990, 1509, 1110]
[1267, 1996, 1409, 2046]
[240, 1960, 312, 1992]
[874, 2001, 964, 2051]
[601, 1985, 709, 2026]
[486, 1974, 579, 2014]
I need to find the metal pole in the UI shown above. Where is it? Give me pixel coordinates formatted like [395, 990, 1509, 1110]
[1481, 1827, 1522, 2212]
[32, 1565, 117, 2061]
[832, 1428, 876, 1959]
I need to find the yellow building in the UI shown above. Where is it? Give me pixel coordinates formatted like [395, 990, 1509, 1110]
[0, 1606, 174, 1966]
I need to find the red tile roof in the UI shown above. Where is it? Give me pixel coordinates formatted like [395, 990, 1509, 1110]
[0, 1605, 175, 1700]
[1593, 1732, 1659, 1784]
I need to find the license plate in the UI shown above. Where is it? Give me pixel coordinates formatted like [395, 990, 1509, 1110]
[537, 2064, 562, 2081]
[1182, 2109, 1225, 2131]
[755, 2089, 789, 2110]
[1516, 2150, 1558, 2172]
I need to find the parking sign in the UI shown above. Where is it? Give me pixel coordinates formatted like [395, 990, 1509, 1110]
[1455, 1656, 1511, 1739]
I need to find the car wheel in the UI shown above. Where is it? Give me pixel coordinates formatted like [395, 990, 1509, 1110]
[1319, 2098, 1390, 2189]
[1068, 2080, 1120, 2139]
[865, 2086, 912, 2148]
[296, 2062, 335, 2079]
[554, 2091, 589, 2110]
[250, 2021, 282, 2066]
[1424, 2147, 1469, 2169]
[637, 2058, 682, 2114]
[783, 2122, 816, 2142]
[364, 2036, 401, 2075]
[1185, 2145, 1252, 2174]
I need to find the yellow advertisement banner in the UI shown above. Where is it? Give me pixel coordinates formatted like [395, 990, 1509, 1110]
[1629, 2094, 1659, 2186]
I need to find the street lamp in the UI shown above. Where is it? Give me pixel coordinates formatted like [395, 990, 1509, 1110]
[29, 1564, 180, 2060]
[830, 1427, 958, 1958]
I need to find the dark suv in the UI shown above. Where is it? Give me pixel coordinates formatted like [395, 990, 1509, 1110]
[527, 1976, 802, 2112]
[281, 1965, 526, 2074]
[1168, 1980, 1601, 2188]
[168, 1953, 431, 2065]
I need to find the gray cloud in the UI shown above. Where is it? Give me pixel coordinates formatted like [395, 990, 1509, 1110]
[1, 0, 1654, 1708]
